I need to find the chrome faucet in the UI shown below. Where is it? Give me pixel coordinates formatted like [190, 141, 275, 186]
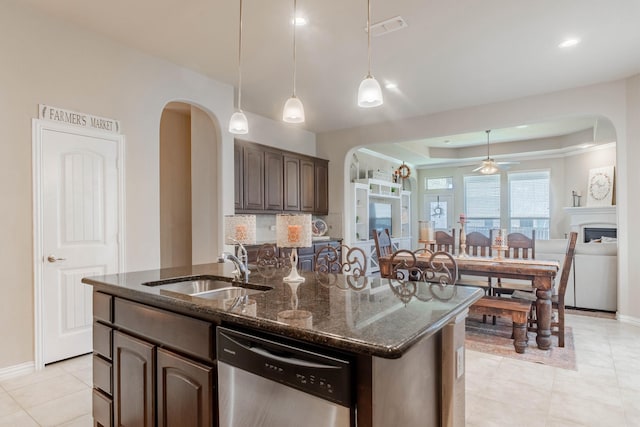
[218, 252, 249, 282]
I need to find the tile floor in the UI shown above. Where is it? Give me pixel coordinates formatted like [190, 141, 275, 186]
[0, 313, 638, 426]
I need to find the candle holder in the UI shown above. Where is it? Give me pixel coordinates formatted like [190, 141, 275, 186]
[418, 220, 435, 254]
[491, 228, 509, 260]
[458, 214, 469, 258]
[276, 214, 312, 282]
[224, 215, 257, 276]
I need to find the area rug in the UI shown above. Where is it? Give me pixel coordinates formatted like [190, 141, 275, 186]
[465, 314, 577, 370]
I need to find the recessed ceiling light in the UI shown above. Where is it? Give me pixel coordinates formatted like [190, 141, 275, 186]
[384, 82, 398, 89]
[294, 17, 307, 26]
[559, 38, 580, 48]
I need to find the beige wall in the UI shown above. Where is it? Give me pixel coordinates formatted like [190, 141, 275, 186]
[619, 74, 640, 322]
[191, 106, 220, 264]
[0, 3, 316, 371]
[317, 78, 640, 323]
[160, 109, 192, 267]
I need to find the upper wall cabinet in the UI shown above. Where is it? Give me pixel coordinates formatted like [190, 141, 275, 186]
[235, 139, 329, 215]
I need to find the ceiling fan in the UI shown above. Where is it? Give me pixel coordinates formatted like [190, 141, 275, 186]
[472, 130, 519, 174]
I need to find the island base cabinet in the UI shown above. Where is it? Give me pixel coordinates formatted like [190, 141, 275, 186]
[92, 292, 220, 427]
[157, 348, 216, 427]
[113, 331, 155, 427]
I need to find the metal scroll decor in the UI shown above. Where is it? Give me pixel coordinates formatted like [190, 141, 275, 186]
[314, 245, 368, 290]
[386, 249, 458, 303]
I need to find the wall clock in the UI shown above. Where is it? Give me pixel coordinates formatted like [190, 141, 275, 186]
[586, 166, 615, 207]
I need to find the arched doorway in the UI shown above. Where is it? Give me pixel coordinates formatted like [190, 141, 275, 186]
[160, 102, 221, 267]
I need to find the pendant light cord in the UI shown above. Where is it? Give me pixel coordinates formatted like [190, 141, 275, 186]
[292, 0, 297, 96]
[237, 0, 244, 110]
[366, 0, 372, 78]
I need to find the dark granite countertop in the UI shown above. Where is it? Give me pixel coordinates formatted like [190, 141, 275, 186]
[82, 263, 483, 359]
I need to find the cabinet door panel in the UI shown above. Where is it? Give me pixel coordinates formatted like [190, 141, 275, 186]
[314, 160, 329, 215]
[113, 331, 155, 427]
[157, 348, 215, 427]
[234, 143, 243, 210]
[264, 150, 284, 211]
[300, 159, 315, 212]
[243, 146, 264, 210]
[283, 155, 301, 211]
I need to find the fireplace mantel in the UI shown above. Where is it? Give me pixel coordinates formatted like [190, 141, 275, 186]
[563, 206, 617, 242]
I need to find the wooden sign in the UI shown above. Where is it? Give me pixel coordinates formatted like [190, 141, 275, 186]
[39, 104, 121, 134]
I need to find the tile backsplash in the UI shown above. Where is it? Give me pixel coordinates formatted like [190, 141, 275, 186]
[254, 213, 342, 243]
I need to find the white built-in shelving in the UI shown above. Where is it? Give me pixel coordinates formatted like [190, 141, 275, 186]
[351, 179, 412, 274]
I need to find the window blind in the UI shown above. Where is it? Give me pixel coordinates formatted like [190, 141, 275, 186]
[509, 171, 550, 218]
[464, 175, 500, 218]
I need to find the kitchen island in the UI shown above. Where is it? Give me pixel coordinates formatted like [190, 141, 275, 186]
[83, 262, 483, 427]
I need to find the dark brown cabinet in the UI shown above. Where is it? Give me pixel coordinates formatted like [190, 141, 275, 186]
[113, 331, 155, 427]
[314, 160, 329, 215]
[157, 348, 214, 427]
[234, 143, 243, 211]
[264, 150, 284, 211]
[283, 155, 300, 211]
[92, 292, 217, 427]
[235, 139, 329, 214]
[242, 144, 265, 211]
[300, 159, 315, 212]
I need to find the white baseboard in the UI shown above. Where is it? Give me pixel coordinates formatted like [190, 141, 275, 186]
[617, 314, 640, 327]
[0, 361, 35, 381]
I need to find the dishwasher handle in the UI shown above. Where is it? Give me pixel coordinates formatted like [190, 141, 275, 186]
[248, 343, 340, 370]
[220, 330, 340, 370]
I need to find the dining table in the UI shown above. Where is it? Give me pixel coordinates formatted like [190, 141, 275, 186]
[378, 253, 560, 350]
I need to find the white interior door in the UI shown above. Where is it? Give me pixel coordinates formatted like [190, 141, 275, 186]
[37, 122, 121, 364]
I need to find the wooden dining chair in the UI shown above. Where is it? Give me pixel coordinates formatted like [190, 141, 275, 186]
[494, 230, 536, 296]
[512, 231, 578, 347]
[431, 229, 456, 254]
[505, 230, 536, 259]
[373, 228, 393, 257]
[464, 231, 492, 257]
[458, 231, 493, 292]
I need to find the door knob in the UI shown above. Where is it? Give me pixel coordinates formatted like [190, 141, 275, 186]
[46, 255, 67, 263]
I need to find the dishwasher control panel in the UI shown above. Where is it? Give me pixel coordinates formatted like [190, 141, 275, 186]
[217, 327, 352, 406]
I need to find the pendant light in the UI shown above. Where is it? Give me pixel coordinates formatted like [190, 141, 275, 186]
[229, 0, 249, 134]
[283, 0, 305, 123]
[357, 0, 383, 108]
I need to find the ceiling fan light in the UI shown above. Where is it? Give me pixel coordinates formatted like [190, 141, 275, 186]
[229, 110, 249, 134]
[283, 96, 305, 123]
[358, 76, 383, 108]
[479, 160, 499, 175]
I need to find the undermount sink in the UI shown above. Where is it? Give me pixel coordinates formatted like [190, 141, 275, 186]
[142, 276, 271, 301]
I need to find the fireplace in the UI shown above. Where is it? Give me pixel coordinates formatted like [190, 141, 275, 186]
[563, 206, 617, 243]
[583, 227, 617, 243]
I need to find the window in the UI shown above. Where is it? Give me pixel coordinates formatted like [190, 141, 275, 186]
[424, 194, 452, 229]
[463, 175, 500, 235]
[426, 176, 453, 190]
[509, 171, 550, 239]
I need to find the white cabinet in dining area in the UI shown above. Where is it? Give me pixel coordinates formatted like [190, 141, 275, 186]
[536, 239, 617, 312]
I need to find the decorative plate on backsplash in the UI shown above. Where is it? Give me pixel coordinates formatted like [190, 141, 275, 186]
[312, 219, 328, 237]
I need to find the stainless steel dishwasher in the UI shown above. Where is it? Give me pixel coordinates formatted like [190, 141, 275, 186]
[217, 327, 353, 427]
